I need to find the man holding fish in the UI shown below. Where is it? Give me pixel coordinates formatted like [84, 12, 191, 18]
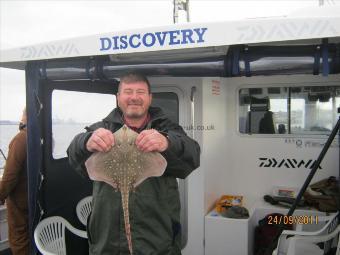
[68, 72, 200, 255]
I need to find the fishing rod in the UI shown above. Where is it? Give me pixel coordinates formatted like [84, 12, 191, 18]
[0, 148, 6, 160]
[265, 108, 340, 254]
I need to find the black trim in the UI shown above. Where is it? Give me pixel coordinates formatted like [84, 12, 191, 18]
[35, 42, 340, 80]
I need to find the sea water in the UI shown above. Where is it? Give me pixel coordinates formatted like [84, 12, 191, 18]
[0, 123, 89, 174]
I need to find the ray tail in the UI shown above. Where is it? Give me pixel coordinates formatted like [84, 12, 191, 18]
[121, 186, 133, 254]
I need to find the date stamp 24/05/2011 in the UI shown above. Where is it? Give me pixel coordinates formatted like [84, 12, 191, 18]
[268, 215, 319, 225]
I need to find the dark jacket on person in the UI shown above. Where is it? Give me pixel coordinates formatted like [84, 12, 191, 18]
[67, 107, 200, 255]
[0, 128, 29, 255]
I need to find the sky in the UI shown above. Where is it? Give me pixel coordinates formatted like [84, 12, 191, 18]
[0, 0, 336, 121]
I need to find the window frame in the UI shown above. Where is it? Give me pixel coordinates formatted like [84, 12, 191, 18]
[40, 79, 118, 162]
[51, 89, 117, 159]
[237, 82, 340, 138]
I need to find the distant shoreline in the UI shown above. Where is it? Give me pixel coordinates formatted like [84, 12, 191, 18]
[0, 121, 91, 125]
[0, 121, 19, 125]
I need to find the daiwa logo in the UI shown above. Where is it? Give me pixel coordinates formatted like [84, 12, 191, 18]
[21, 43, 79, 59]
[237, 20, 337, 41]
[259, 158, 322, 169]
[99, 27, 208, 51]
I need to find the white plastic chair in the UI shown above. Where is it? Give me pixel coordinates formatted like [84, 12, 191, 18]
[34, 216, 87, 255]
[76, 196, 92, 226]
[286, 224, 340, 255]
[273, 213, 339, 255]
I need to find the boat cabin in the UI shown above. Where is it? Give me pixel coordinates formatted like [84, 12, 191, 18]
[0, 6, 339, 255]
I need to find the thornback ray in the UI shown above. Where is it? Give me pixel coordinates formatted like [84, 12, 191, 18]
[85, 125, 167, 255]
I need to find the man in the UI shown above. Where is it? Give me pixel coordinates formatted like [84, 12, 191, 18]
[0, 108, 29, 255]
[67, 73, 200, 255]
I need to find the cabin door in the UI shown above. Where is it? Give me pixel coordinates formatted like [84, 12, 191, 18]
[151, 85, 191, 248]
[38, 80, 118, 254]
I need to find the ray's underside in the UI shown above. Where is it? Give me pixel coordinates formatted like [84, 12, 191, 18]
[85, 125, 167, 254]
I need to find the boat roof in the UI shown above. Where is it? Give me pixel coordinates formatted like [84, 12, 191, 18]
[1, 5, 340, 70]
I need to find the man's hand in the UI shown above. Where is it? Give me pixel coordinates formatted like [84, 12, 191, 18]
[86, 128, 114, 152]
[136, 129, 169, 152]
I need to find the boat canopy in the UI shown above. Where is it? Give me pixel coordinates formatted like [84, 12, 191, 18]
[0, 6, 340, 78]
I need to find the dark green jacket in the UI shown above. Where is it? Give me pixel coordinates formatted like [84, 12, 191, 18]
[67, 107, 200, 255]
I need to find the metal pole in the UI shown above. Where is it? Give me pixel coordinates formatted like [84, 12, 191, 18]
[173, 0, 190, 23]
[173, 0, 178, 24]
[186, 0, 190, 22]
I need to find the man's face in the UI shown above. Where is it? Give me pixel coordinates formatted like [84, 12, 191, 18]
[117, 81, 152, 119]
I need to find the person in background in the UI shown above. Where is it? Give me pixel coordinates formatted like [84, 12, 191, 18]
[68, 72, 200, 255]
[0, 108, 29, 255]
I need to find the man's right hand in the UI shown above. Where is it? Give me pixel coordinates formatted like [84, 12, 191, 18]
[86, 128, 115, 152]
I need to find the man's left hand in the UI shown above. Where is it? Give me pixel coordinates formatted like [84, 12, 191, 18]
[136, 129, 169, 152]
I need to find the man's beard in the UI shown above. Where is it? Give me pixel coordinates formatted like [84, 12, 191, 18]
[125, 111, 145, 118]
[125, 104, 146, 119]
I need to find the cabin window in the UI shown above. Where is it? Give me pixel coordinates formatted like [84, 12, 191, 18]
[239, 85, 340, 135]
[52, 90, 116, 159]
[151, 92, 179, 124]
